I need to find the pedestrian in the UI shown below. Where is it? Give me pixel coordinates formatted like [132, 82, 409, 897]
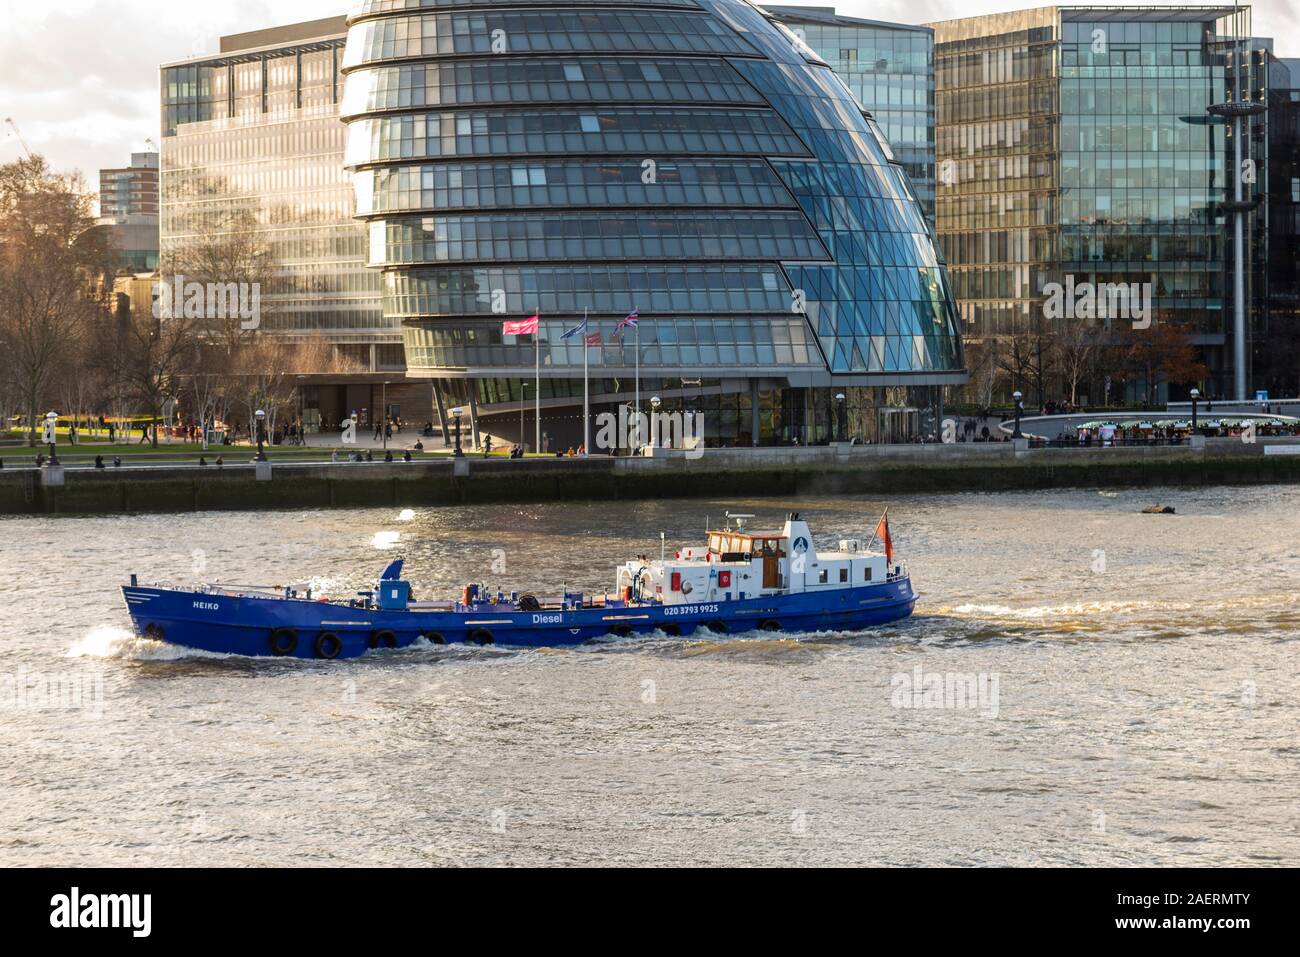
[69, 424, 77, 445]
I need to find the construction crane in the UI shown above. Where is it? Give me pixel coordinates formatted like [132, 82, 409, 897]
[4, 117, 32, 158]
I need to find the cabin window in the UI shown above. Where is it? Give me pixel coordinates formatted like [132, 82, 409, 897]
[819, 570, 829, 584]
[839, 568, 848, 583]
[864, 567, 873, 582]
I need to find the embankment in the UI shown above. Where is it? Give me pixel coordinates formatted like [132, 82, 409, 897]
[2, 440, 1298, 516]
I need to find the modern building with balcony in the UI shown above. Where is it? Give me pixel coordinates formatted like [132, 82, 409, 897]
[96, 150, 160, 274]
[340, 0, 965, 448]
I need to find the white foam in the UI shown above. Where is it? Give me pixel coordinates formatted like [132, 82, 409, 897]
[67, 625, 230, 661]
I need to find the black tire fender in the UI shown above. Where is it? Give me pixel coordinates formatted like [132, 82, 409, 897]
[315, 632, 343, 660]
[270, 628, 299, 657]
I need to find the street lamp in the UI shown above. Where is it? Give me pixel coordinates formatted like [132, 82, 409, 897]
[1190, 388, 1200, 433]
[650, 395, 662, 448]
[835, 392, 847, 442]
[1012, 391, 1024, 439]
[254, 409, 267, 462]
[44, 411, 59, 466]
[451, 406, 464, 457]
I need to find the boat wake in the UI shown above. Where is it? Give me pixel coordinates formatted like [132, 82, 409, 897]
[67, 625, 233, 662]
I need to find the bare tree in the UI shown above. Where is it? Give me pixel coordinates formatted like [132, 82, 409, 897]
[102, 288, 202, 448]
[163, 209, 277, 354]
[0, 156, 108, 445]
[961, 337, 1003, 412]
[1056, 320, 1099, 408]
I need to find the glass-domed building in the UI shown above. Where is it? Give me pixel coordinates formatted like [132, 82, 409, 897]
[341, 0, 965, 447]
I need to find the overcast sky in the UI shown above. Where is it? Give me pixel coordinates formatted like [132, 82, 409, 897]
[1, 0, 1296, 189]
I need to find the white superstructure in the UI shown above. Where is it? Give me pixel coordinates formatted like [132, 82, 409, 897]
[616, 513, 899, 605]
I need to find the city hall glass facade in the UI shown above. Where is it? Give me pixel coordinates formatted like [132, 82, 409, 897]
[767, 6, 937, 223]
[931, 5, 1267, 399]
[160, 19, 392, 368]
[341, 0, 965, 445]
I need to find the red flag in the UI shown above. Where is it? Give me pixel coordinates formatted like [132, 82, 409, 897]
[585, 332, 603, 347]
[875, 514, 894, 565]
[503, 313, 539, 336]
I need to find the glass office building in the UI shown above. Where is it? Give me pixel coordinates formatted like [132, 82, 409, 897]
[341, 0, 965, 447]
[1258, 56, 1299, 397]
[160, 18, 430, 430]
[931, 5, 1275, 401]
[767, 6, 937, 223]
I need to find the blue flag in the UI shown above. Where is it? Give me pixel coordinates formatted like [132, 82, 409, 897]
[561, 318, 589, 340]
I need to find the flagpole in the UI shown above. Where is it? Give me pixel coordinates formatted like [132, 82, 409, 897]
[866, 507, 889, 552]
[583, 308, 590, 455]
[634, 321, 640, 443]
[535, 322, 541, 455]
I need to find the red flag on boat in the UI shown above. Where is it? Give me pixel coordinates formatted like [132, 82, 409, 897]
[503, 313, 539, 336]
[875, 513, 894, 565]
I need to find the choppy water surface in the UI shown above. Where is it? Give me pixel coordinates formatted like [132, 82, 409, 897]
[0, 487, 1296, 866]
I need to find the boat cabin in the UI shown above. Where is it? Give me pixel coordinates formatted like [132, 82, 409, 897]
[618, 516, 893, 605]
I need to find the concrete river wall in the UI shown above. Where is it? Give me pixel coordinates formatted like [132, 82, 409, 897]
[2, 440, 1299, 515]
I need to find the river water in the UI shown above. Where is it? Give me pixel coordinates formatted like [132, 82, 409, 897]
[0, 486, 1296, 866]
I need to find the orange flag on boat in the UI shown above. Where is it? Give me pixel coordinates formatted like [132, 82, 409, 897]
[875, 513, 894, 565]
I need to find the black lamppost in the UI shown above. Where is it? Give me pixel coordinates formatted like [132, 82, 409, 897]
[835, 392, 847, 442]
[44, 411, 60, 466]
[1012, 391, 1024, 439]
[451, 406, 464, 457]
[650, 395, 662, 448]
[1190, 388, 1200, 433]
[254, 409, 267, 462]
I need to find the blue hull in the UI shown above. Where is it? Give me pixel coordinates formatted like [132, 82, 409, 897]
[122, 580, 917, 660]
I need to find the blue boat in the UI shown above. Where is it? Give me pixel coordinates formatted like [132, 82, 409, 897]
[121, 513, 916, 660]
